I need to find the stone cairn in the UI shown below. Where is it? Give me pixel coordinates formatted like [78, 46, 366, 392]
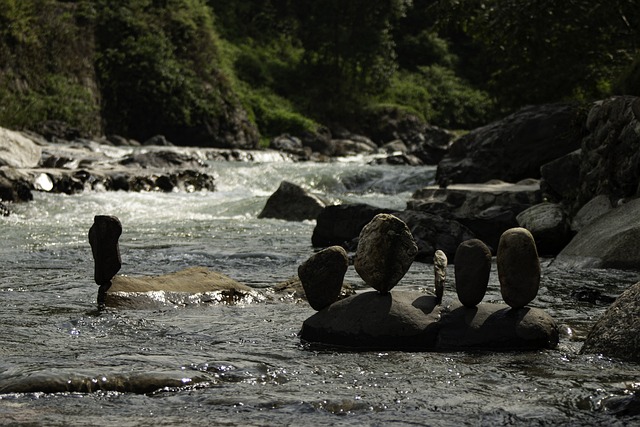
[88, 215, 122, 308]
[299, 212, 542, 311]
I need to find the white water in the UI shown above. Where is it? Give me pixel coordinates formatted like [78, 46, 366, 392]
[1, 158, 639, 425]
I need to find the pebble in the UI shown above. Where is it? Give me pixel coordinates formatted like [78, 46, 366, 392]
[298, 246, 349, 310]
[354, 214, 418, 293]
[497, 227, 540, 309]
[454, 239, 492, 307]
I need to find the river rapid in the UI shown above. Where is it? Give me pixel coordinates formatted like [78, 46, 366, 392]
[1, 155, 639, 426]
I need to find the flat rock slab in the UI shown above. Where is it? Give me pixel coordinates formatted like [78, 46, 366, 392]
[106, 267, 259, 308]
[301, 291, 558, 352]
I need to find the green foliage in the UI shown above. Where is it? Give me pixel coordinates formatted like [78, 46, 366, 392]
[383, 66, 495, 129]
[94, 0, 230, 142]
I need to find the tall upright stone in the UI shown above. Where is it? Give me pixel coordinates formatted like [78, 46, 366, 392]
[354, 214, 418, 294]
[433, 250, 447, 304]
[497, 228, 540, 309]
[89, 215, 122, 305]
[454, 239, 492, 307]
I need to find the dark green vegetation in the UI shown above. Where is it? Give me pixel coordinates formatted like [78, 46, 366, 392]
[0, 0, 638, 144]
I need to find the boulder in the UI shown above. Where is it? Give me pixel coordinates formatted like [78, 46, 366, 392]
[435, 302, 559, 351]
[555, 197, 640, 269]
[300, 291, 559, 351]
[580, 281, 640, 362]
[354, 214, 418, 293]
[436, 103, 583, 185]
[497, 228, 540, 309]
[540, 149, 581, 204]
[0, 127, 42, 168]
[516, 202, 572, 256]
[106, 267, 257, 308]
[576, 96, 640, 208]
[258, 181, 326, 221]
[454, 239, 492, 307]
[570, 195, 612, 233]
[409, 180, 542, 252]
[395, 210, 476, 261]
[272, 276, 355, 303]
[298, 246, 349, 310]
[119, 150, 203, 169]
[311, 203, 394, 249]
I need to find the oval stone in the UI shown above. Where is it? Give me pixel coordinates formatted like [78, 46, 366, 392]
[497, 227, 540, 309]
[354, 214, 418, 293]
[454, 239, 492, 307]
[298, 246, 349, 311]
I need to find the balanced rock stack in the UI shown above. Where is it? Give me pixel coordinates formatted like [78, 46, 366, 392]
[353, 213, 418, 294]
[496, 227, 541, 309]
[454, 239, 492, 307]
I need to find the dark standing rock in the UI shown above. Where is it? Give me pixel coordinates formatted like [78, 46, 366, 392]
[89, 215, 122, 305]
[497, 228, 540, 309]
[580, 281, 640, 362]
[311, 204, 394, 249]
[298, 246, 349, 311]
[436, 103, 584, 185]
[354, 214, 418, 294]
[516, 202, 572, 256]
[454, 239, 492, 307]
[258, 181, 326, 221]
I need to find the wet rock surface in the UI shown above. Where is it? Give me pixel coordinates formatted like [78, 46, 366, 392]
[258, 181, 326, 221]
[298, 246, 349, 310]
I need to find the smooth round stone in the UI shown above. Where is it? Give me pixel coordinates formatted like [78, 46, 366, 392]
[497, 227, 540, 308]
[454, 239, 492, 307]
[354, 214, 418, 293]
[298, 246, 349, 310]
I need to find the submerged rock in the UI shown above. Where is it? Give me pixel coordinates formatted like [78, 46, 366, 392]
[298, 246, 349, 310]
[580, 281, 640, 362]
[497, 228, 540, 309]
[354, 214, 418, 294]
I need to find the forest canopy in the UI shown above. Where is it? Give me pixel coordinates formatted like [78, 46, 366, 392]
[0, 0, 638, 141]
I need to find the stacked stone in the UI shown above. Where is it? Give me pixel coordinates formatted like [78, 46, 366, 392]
[298, 246, 349, 311]
[454, 239, 492, 307]
[496, 227, 540, 309]
[354, 214, 418, 294]
[433, 250, 447, 303]
[88, 215, 123, 307]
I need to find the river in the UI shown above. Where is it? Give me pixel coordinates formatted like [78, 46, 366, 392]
[1, 155, 639, 426]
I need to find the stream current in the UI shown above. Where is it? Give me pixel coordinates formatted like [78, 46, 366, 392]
[1, 155, 639, 426]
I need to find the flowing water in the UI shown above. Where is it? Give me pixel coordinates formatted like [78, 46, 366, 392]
[1, 156, 639, 426]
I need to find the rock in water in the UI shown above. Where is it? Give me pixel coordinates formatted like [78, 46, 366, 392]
[433, 250, 447, 303]
[497, 228, 540, 309]
[354, 214, 418, 293]
[454, 239, 492, 307]
[89, 215, 122, 288]
[580, 281, 640, 362]
[298, 246, 349, 311]
[258, 181, 326, 221]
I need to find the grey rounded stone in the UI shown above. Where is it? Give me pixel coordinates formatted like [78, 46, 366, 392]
[454, 239, 492, 307]
[354, 214, 418, 293]
[497, 227, 540, 309]
[298, 246, 349, 311]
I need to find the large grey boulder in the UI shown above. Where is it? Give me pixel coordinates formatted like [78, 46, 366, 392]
[540, 149, 581, 204]
[259, 181, 326, 221]
[0, 127, 42, 168]
[580, 281, 640, 362]
[436, 103, 583, 185]
[570, 194, 612, 233]
[516, 202, 572, 256]
[556, 197, 640, 269]
[354, 214, 418, 293]
[300, 291, 559, 351]
[298, 246, 349, 310]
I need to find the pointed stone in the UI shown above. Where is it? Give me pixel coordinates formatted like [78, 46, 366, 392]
[454, 239, 492, 307]
[354, 214, 418, 293]
[497, 228, 540, 309]
[298, 246, 349, 311]
[89, 215, 122, 287]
